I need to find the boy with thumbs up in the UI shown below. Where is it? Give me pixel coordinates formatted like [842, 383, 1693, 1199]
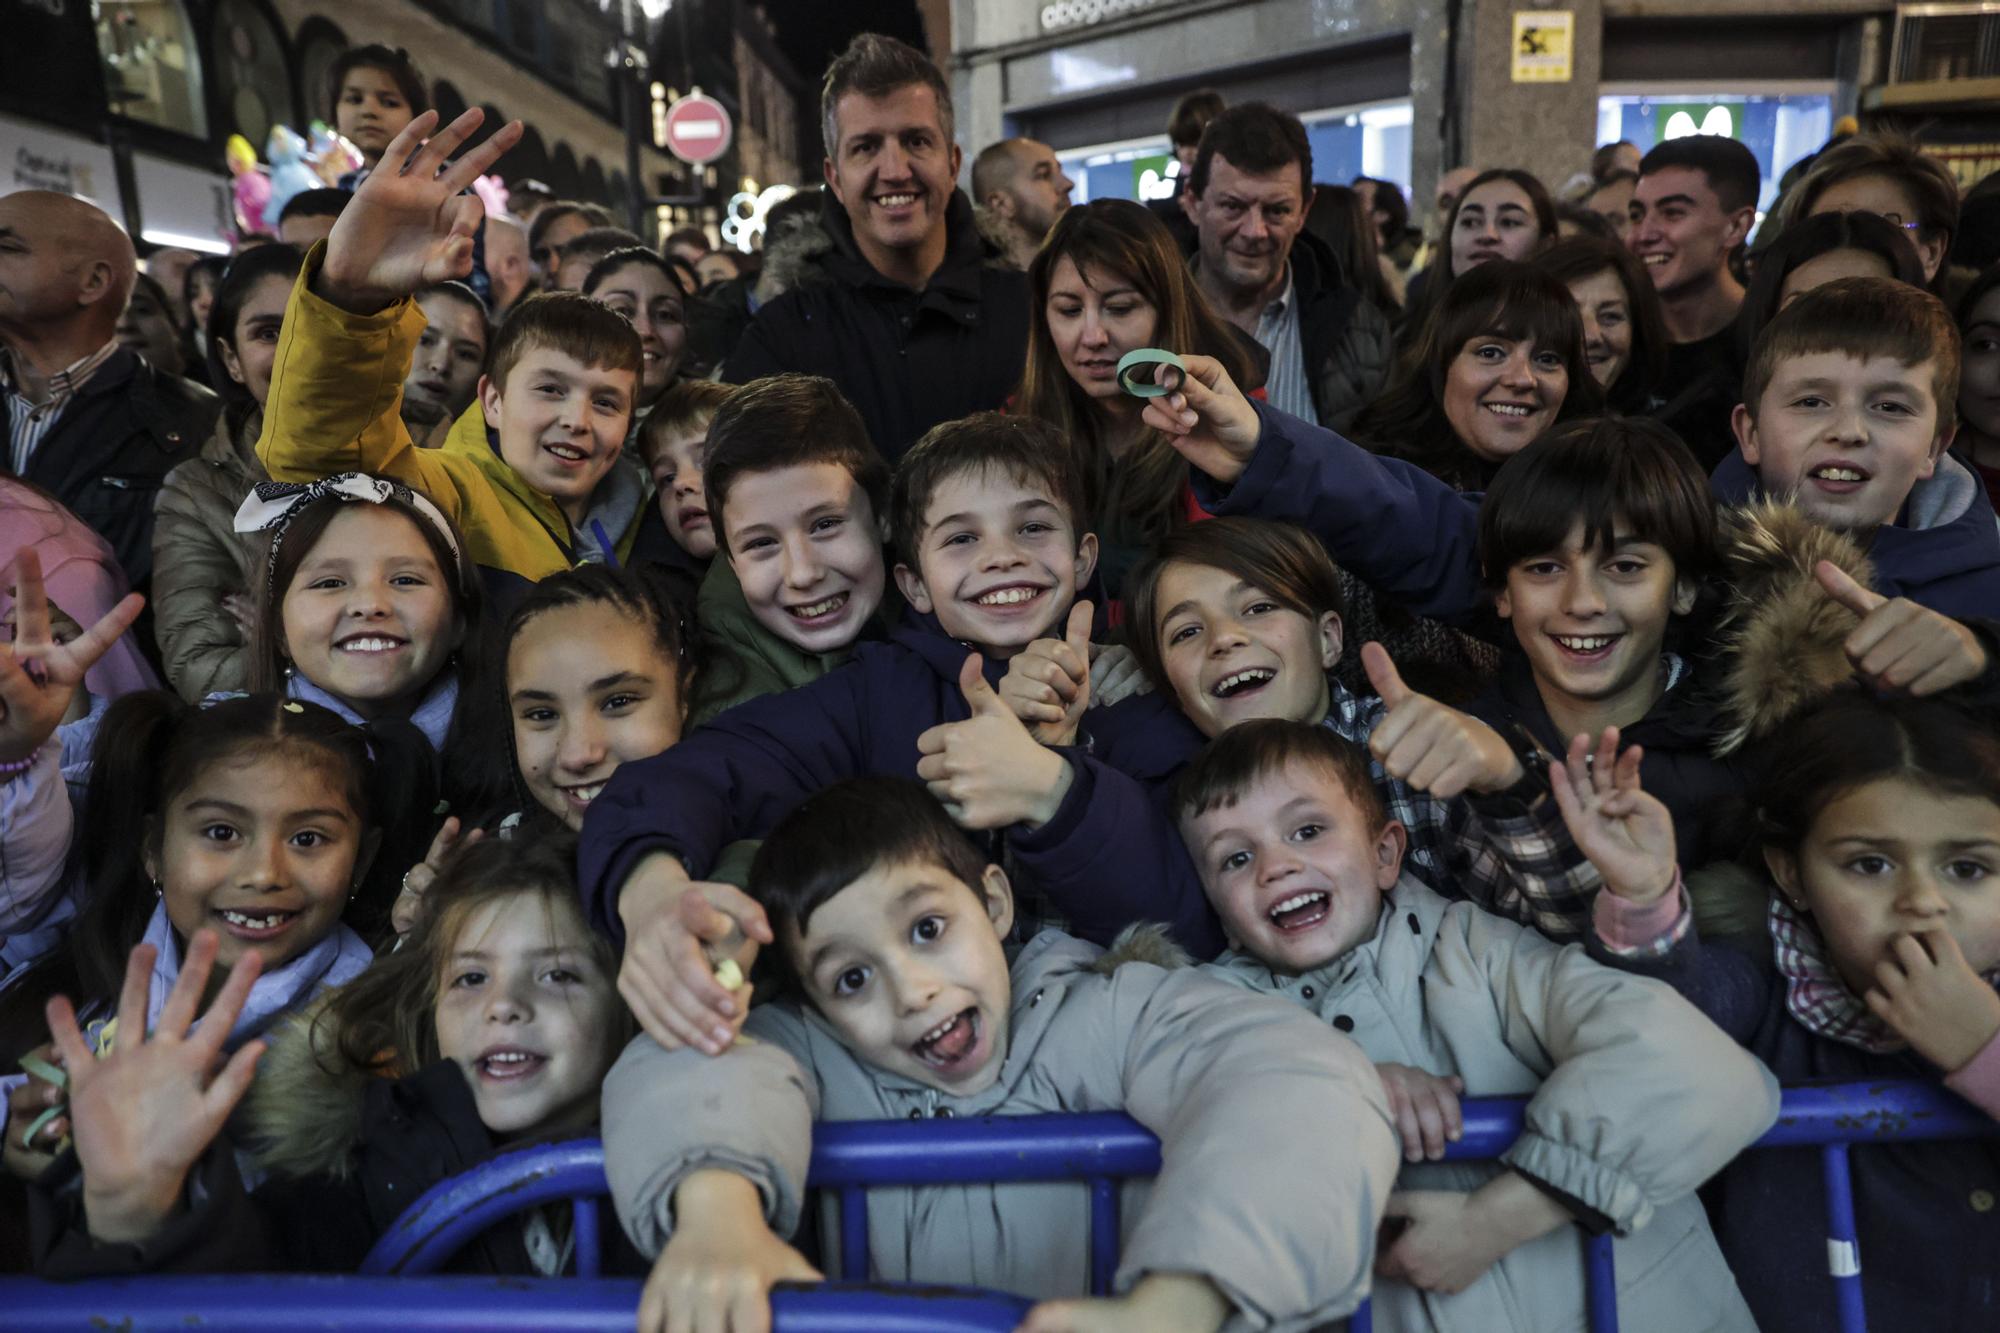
[578, 413, 1220, 1057]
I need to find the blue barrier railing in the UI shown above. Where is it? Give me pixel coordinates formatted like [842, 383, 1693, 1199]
[3, 1080, 1992, 1333]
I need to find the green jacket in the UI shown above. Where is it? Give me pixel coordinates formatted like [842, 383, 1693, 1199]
[688, 558, 853, 725]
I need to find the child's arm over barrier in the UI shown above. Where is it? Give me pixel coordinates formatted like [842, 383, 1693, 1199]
[257, 111, 521, 516]
[1139, 353, 1489, 627]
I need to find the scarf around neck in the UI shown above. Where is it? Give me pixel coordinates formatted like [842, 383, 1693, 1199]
[1770, 895, 2000, 1055]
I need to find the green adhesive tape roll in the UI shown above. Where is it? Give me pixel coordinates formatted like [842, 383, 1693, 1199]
[1116, 348, 1187, 398]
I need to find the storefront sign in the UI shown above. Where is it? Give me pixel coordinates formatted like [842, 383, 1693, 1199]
[1512, 10, 1574, 83]
[1923, 140, 2000, 189]
[1041, 0, 1163, 35]
[0, 113, 121, 216]
[129, 151, 233, 253]
[1659, 103, 1737, 141]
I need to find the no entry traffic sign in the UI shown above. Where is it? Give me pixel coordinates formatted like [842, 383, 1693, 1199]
[663, 92, 732, 166]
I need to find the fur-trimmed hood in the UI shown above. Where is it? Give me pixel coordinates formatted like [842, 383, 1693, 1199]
[1086, 921, 1195, 975]
[246, 997, 379, 1181]
[1711, 500, 1875, 754]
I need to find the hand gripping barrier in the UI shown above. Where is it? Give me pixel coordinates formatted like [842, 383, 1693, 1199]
[3, 1080, 1993, 1332]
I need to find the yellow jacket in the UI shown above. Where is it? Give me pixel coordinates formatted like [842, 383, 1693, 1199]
[257, 248, 643, 588]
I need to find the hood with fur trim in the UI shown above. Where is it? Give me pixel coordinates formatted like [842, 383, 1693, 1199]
[245, 997, 382, 1181]
[1711, 500, 1875, 754]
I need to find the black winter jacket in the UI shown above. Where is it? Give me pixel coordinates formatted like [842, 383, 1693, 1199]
[721, 191, 1030, 461]
[2, 348, 219, 592]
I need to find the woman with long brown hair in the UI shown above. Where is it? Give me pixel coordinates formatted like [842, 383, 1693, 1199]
[1016, 199, 1261, 597]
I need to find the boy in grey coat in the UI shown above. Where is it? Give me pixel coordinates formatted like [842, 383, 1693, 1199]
[603, 777, 1399, 1333]
[1173, 720, 1780, 1333]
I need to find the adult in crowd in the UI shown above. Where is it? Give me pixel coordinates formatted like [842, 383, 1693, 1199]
[1958, 262, 2000, 508]
[180, 256, 226, 359]
[1352, 174, 1420, 275]
[1591, 140, 1643, 181]
[508, 177, 555, 222]
[1402, 168, 1557, 338]
[971, 137, 1074, 270]
[528, 201, 613, 284]
[1179, 102, 1393, 432]
[151, 244, 305, 699]
[553, 227, 643, 293]
[583, 247, 688, 423]
[483, 214, 535, 319]
[1784, 133, 1959, 291]
[721, 34, 1030, 461]
[115, 274, 189, 382]
[1352, 259, 1603, 492]
[694, 249, 740, 291]
[400, 281, 491, 448]
[1531, 235, 1668, 415]
[144, 247, 200, 326]
[1736, 210, 1926, 364]
[664, 227, 711, 268]
[0, 190, 218, 596]
[1627, 134, 1760, 470]
[1016, 198, 1262, 596]
[1580, 169, 1637, 243]
[684, 188, 823, 378]
[275, 188, 352, 250]
[1147, 88, 1224, 249]
[1305, 183, 1401, 313]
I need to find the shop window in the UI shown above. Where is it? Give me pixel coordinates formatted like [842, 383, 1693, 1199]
[95, 0, 209, 138]
[211, 0, 295, 148]
[1598, 92, 1835, 217]
[294, 19, 351, 125]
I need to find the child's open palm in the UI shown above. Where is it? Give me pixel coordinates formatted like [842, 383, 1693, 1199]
[319, 108, 524, 313]
[0, 547, 143, 764]
[1549, 728, 1677, 906]
[1866, 929, 2000, 1074]
[49, 930, 266, 1245]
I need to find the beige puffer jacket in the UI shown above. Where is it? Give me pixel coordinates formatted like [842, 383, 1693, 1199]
[151, 409, 269, 700]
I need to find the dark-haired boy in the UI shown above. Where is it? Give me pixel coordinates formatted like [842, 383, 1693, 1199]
[258, 110, 652, 602]
[581, 412, 1223, 1054]
[1629, 135, 1760, 468]
[685, 374, 893, 720]
[603, 776, 1397, 1333]
[1720, 276, 2000, 617]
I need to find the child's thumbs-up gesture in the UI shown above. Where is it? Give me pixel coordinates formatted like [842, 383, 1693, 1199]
[1815, 560, 1989, 696]
[1362, 642, 1524, 798]
[1548, 729, 1678, 907]
[917, 654, 1075, 830]
[318, 108, 524, 314]
[997, 601, 1095, 745]
[1138, 353, 1264, 486]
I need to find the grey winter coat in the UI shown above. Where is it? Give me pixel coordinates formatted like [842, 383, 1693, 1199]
[1204, 876, 1778, 1333]
[604, 930, 1399, 1330]
[151, 409, 269, 700]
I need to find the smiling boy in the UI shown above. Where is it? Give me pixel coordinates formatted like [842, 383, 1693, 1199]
[1718, 276, 2000, 617]
[258, 110, 652, 607]
[1175, 721, 1775, 1333]
[603, 776, 1396, 1333]
[580, 414, 1228, 1052]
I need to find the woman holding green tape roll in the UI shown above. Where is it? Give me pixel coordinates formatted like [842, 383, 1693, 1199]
[1017, 200, 1263, 600]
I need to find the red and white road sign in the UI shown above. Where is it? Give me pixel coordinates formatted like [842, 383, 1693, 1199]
[663, 93, 733, 166]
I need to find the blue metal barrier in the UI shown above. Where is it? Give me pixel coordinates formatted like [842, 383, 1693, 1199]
[3, 1080, 1993, 1332]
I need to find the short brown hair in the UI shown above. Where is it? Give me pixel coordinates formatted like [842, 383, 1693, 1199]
[1168, 89, 1225, 148]
[1172, 718, 1387, 833]
[1124, 518, 1347, 697]
[890, 413, 1089, 569]
[1794, 133, 1960, 252]
[1189, 103, 1311, 199]
[703, 374, 889, 557]
[487, 290, 642, 392]
[1743, 276, 1960, 437]
[820, 33, 953, 158]
[638, 379, 734, 465]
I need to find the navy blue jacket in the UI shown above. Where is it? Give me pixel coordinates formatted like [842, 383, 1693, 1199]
[1589, 923, 2000, 1333]
[576, 617, 1219, 952]
[1712, 447, 2000, 619]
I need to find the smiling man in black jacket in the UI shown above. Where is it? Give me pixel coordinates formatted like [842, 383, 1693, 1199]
[722, 34, 1029, 462]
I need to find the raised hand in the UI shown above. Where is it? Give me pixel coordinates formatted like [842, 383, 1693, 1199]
[1865, 929, 2000, 1073]
[996, 601, 1093, 745]
[0, 547, 143, 764]
[1548, 729, 1676, 906]
[318, 108, 525, 313]
[1376, 1062, 1465, 1163]
[1088, 642, 1152, 709]
[639, 1170, 823, 1333]
[50, 930, 266, 1245]
[1816, 560, 1989, 697]
[1362, 643, 1523, 798]
[616, 853, 773, 1057]
[3, 1042, 66, 1180]
[1137, 353, 1262, 485]
[391, 815, 486, 936]
[917, 654, 1073, 830]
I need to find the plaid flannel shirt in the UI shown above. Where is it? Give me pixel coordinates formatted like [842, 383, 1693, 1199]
[1321, 681, 1603, 942]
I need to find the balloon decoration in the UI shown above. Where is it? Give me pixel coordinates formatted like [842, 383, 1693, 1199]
[223, 121, 366, 242]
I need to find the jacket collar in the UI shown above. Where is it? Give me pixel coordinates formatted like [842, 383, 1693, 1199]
[444, 399, 645, 558]
[816, 188, 995, 321]
[288, 668, 460, 751]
